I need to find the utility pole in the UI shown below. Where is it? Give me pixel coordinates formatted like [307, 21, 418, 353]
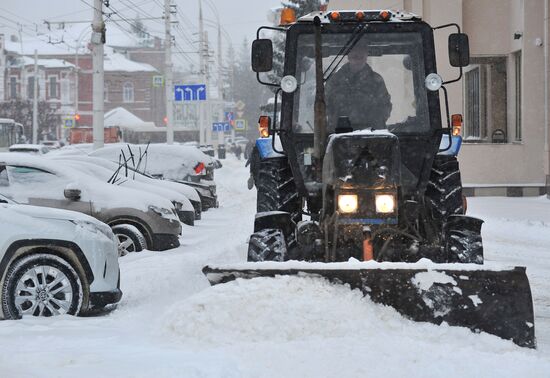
[205, 31, 212, 146]
[32, 49, 38, 144]
[230, 45, 236, 141]
[217, 24, 224, 147]
[165, 0, 174, 144]
[198, 0, 205, 145]
[74, 45, 79, 123]
[92, 0, 104, 150]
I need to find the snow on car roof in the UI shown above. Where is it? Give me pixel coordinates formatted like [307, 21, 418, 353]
[0, 153, 175, 212]
[88, 143, 215, 180]
[48, 155, 201, 203]
[57, 158, 193, 211]
[9, 144, 43, 150]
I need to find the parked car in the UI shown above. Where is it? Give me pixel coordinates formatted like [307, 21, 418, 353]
[87, 144, 219, 210]
[40, 140, 62, 149]
[49, 156, 197, 226]
[88, 143, 218, 182]
[9, 144, 50, 155]
[0, 153, 182, 255]
[48, 155, 203, 220]
[0, 194, 121, 318]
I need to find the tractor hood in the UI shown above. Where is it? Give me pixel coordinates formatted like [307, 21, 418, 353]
[322, 129, 400, 189]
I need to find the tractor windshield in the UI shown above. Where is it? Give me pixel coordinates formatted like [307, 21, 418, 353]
[292, 32, 430, 134]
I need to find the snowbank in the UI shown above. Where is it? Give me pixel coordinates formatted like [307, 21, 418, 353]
[160, 275, 549, 377]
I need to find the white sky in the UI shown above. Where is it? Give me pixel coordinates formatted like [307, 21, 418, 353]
[0, 0, 281, 51]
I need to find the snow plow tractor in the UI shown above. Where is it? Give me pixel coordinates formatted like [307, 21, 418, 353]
[203, 9, 535, 347]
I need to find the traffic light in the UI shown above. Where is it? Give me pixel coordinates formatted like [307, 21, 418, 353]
[74, 114, 81, 127]
[163, 116, 168, 125]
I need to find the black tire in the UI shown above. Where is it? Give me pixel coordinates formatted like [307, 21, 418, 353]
[247, 229, 288, 262]
[426, 155, 465, 223]
[256, 157, 301, 223]
[2, 254, 83, 319]
[112, 224, 147, 256]
[447, 229, 484, 264]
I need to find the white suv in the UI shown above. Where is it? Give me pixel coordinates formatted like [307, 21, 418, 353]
[0, 196, 121, 318]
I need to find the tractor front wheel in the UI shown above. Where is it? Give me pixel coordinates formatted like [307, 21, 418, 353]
[247, 229, 288, 262]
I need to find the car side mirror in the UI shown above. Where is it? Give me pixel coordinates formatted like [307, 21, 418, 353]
[251, 39, 273, 72]
[448, 33, 470, 67]
[64, 188, 81, 201]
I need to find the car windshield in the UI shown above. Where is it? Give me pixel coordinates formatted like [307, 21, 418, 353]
[292, 31, 430, 134]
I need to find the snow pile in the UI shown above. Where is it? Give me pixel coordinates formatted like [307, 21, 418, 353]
[159, 275, 549, 377]
[162, 275, 399, 344]
[104, 107, 145, 127]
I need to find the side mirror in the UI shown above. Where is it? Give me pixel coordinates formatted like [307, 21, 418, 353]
[448, 33, 470, 67]
[64, 188, 81, 201]
[251, 39, 273, 72]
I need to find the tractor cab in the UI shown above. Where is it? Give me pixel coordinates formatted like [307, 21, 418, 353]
[253, 10, 468, 207]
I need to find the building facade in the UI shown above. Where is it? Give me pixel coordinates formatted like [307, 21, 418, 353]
[0, 31, 166, 140]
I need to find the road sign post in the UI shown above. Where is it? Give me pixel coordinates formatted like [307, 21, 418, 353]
[63, 118, 74, 129]
[234, 119, 247, 131]
[212, 122, 231, 132]
[174, 84, 207, 102]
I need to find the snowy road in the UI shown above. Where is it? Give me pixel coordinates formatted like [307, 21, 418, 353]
[1, 157, 550, 377]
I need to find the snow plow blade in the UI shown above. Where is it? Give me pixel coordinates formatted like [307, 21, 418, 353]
[202, 262, 535, 348]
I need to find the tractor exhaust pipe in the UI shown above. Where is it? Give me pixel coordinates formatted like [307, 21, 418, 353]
[313, 16, 327, 181]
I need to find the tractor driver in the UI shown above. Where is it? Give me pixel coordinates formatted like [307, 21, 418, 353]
[326, 43, 392, 132]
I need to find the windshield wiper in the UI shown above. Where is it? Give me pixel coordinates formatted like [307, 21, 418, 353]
[323, 23, 368, 82]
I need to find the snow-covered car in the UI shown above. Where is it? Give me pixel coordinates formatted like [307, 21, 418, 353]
[86, 143, 219, 210]
[48, 155, 203, 220]
[88, 143, 218, 182]
[0, 195, 121, 318]
[48, 156, 197, 226]
[0, 153, 182, 255]
[9, 144, 50, 155]
[181, 180, 218, 210]
[40, 140, 62, 149]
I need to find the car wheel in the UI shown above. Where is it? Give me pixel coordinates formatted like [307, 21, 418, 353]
[1, 254, 83, 319]
[112, 224, 147, 256]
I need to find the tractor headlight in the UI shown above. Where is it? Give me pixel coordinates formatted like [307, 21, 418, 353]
[375, 194, 395, 214]
[338, 194, 358, 213]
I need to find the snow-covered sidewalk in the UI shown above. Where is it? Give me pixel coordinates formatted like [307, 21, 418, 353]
[1, 157, 549, 378]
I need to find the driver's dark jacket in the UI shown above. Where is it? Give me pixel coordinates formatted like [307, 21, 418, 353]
[326, 63, 392, 131]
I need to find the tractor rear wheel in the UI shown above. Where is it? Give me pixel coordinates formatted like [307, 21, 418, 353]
[256, 157, 301, 223]
[426, 155, 465, 224]
[247, 229, 288, 262]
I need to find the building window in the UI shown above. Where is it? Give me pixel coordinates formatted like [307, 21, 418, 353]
[9, 77, 17, 99]
[514, 51, 522, 141]
[104, 82, 109, 102]
[123, 82, 134, 103]
[465, 67, 482, 139]
[27, 76, 35, 99]
[49, 76, 58, 98]
[463, 56, 507, 143]
[61, 79, 70, 104]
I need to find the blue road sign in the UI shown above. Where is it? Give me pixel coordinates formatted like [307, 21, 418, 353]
[174, 84, 207, 101]
[225, 111, 234, 121]
[212, 122, 231, 132]
[63, 118, 74, 128]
